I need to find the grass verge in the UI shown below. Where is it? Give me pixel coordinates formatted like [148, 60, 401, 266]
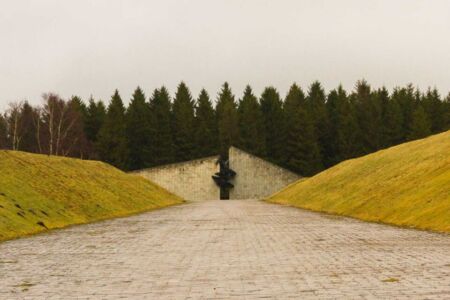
[268, 131, 450, 233]
[0, 150, 183, 242]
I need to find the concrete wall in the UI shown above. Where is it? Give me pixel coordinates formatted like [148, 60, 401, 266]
[132, 147, 301, 201]
[132, 156, 219, 201]
[228, 147, 301, 199]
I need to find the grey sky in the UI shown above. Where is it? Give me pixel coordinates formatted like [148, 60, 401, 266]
[1, 0, 449, 110]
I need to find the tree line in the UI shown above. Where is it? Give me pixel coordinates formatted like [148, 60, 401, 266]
[1, 80, 449, 176]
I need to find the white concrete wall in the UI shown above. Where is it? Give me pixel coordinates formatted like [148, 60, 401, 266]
[228, 147, 301, 199]
[132, 156, 220, 201]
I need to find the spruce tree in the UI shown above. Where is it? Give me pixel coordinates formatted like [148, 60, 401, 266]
[97, 90, 128, 169]
[260, 87, 286, 164]
[70, 96, 87, 121]
[305, 81, 327, 167]
[85, 97, 106, 143]
[326, 86, 359, 165]
[284, 83, 306, 118]
[382, 97, 404, 147]
[393, 85, 418, 140]
[66, 96, 89, 158]
[351, 80, 383, 154]
[216, 82, 240, 158]
[283, 83, 306, 158]
[150, 87, 174, 165]
[325, 88, 340, 164]
[19, 101, 38, 153]
[285, 106, 322, 176]
[194, 89, 218, 158]
[237, 85, 265, 156]
[407, 105, 431, 140]
[125, 87, 154, 170]
[422, 88, 445, 133]
[172, 82, 196, 161]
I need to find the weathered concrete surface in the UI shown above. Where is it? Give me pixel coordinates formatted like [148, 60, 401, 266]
[0, 200, 449, 299]
[133, 156, 220, 201]
[229, 147, 301, 199]
[133, 147, 301, 201]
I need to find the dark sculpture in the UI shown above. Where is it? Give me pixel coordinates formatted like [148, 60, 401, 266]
[212, 157, 236, 200]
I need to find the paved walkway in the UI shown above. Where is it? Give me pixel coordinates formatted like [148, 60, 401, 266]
[0, 200, 449, 299]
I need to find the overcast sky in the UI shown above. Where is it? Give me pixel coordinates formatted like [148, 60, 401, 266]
[1, 0, 449, 110]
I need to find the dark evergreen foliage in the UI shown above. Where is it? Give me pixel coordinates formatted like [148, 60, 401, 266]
[445, 94, 450, 130]
[150, 87, 175, 165]
[285, 106, 322, 175]
[260, 87, 285, 164]
[66, 96, 89, 158]
[305, 81, 327, 165]
[194, 89, 218, 158]
[172, 82, 196, 162]
[125, 87, 154, 170]
[85, 97, 106, 143]
[1, 80, 448, 176]
[382, 95, 404, 146]
[326, 86, 359, 166]
[237, 85, 265, 156]
[422, 88, 446, 133]
[407, 105, 431, 140]
[283, 84, 306, 157]
[19, 101, 38, 153]
[216, 82, 240, 158]
[97, 90, 128, 169]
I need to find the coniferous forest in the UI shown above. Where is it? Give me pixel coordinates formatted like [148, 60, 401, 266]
[1, 80, 449, 176]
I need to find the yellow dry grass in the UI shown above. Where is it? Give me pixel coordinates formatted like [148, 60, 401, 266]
[0, 151, 183, 242]
[268, 131, 450, 232]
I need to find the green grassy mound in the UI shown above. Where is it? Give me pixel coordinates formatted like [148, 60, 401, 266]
[268, 131, 450, 232]
[0, 151, 183, 242]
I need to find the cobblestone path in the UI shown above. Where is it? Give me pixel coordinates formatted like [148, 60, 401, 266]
[0, 200, 449, 299]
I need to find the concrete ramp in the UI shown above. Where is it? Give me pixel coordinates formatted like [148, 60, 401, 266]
[133, 147, 301, 201]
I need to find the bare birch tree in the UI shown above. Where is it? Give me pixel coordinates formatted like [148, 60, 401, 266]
[5, 101, 24, 150]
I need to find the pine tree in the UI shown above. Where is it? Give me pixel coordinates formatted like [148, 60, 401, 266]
[237, 85, 265, 156]
[260, 87, 285, 164]
[125, 87, 154, 170]
[150, 87, 174, 165]
[285, 106, 322, 176]
[216, 82, 240, 158]
[97, 90, 128, 169]
[172, 82, 196, 161]
[194, 89, 218, 158]
[305, 81, 327, 167]
[407, 105, 431, 140]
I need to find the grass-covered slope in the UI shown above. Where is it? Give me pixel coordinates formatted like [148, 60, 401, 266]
[0, 150, 183, 242]
[268, 131, 450, 232]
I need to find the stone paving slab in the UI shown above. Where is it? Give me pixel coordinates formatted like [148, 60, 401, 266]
[0, 200, 449, 299]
